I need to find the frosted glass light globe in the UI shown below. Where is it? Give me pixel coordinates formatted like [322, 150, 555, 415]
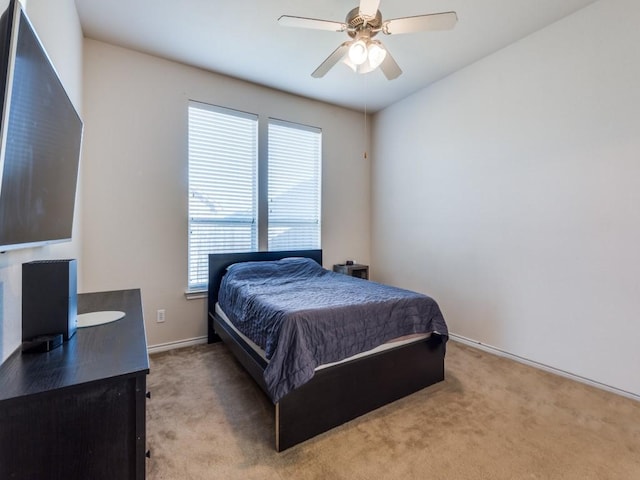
[348, 40, 368, 65]
[367, 42, 387, 69]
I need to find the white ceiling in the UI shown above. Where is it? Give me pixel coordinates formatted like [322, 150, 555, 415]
[74, 0, 599, 112]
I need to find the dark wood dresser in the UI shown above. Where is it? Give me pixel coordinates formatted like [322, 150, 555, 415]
[0, 289, 149, 480]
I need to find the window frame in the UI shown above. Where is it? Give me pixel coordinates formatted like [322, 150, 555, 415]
[187, 102, 322, 293]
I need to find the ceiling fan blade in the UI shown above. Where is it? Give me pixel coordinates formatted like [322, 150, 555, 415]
[379, 49, 402, 80]
[278, 15, 347, 32]
[312, 42, 351, 78]
[359, 0, 381, 19]
[383, 11, 458, 35]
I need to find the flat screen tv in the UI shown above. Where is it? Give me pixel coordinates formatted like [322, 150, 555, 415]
[0, 0, 82, 252]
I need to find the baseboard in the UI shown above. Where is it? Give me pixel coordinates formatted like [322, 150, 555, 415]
[147, 336, 208, 354]
[146, 333, 639, 401]
[449, 333, 640, 402]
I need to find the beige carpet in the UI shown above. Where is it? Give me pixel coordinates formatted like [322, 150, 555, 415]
[146, 341, 640, 479]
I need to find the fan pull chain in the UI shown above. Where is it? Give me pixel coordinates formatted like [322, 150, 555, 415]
[363, 106, 367, 159]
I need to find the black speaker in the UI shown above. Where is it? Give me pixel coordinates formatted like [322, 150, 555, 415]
[22, 259, 77, 342]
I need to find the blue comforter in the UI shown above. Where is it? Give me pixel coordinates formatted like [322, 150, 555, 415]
[218, 257, 448, 403]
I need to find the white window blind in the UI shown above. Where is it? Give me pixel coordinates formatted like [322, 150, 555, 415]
[268, 119, 321, 251]
[188, 102, 258, 290]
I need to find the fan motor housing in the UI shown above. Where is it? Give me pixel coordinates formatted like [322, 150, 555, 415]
[345, 7, 382, 38]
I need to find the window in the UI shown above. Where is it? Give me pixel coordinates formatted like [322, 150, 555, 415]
[268, 119, 321, 250]
[188, 102, 258, 290]
[187, 103, 321, 291]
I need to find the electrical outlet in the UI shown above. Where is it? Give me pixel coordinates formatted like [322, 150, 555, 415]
[156, 309, 166, 323]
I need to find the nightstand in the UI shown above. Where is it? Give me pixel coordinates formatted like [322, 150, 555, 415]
[333, 263, 369, 280]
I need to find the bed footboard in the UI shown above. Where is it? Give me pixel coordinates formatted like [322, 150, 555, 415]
[276, 334, 445, 451]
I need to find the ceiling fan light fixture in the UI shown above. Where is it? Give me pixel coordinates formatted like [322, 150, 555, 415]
[343, 40, 385, 74]
[348, 39, 368, 65]
[367, 41, 386, 69]
[344, 56, 375, 74]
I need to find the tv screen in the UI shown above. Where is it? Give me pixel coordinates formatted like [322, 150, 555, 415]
[0, 0, 82, 252]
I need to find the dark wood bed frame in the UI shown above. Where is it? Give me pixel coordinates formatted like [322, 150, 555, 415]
[208, 249, 446, 451]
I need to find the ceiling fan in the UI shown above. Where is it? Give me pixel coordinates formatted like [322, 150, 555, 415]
[278, 0, 458, 80]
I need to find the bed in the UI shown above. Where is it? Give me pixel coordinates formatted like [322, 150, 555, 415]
[208, 249, 447, 451]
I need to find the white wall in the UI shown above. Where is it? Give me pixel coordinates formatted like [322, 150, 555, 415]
[81, 39, 371, 348]
[371, 0, 640, 397]
[0, 0, 83, 364]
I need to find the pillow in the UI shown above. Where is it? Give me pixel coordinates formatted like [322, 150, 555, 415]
[225, 257, 322, 281]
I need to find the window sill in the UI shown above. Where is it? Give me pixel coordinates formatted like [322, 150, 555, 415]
[184, 290, 207, 300]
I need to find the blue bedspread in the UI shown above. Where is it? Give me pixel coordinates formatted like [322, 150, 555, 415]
[218, 257, 448, 403]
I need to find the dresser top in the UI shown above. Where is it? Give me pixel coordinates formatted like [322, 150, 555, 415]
[0, 289, 149, 402]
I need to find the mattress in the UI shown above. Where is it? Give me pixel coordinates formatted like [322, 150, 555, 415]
[215, 302, 430, 371]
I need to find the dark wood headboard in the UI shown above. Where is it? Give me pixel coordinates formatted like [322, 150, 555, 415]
[207, 249, 323, 343]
